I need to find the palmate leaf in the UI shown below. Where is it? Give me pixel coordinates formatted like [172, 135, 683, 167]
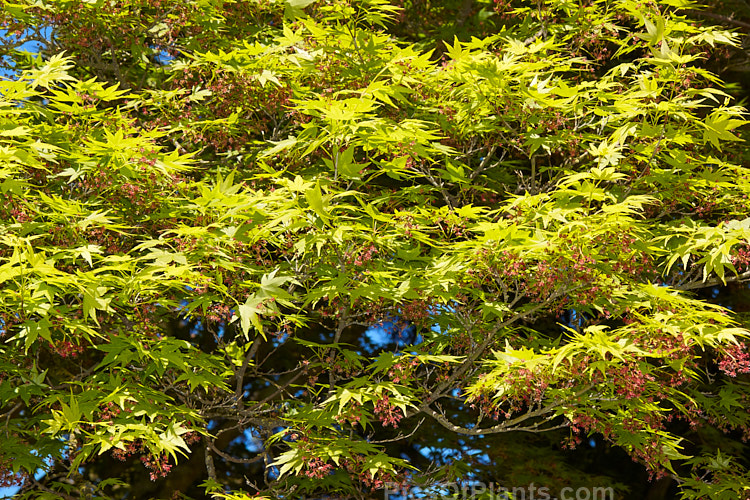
[2, 1, 750, 498]
[305, 181, 328, 220]
[702, 110, 747, 148]
[237, 295, 265, 339]
[284, 0, 316, 19]
[23, 52, 76, 89]
[270, 448, 304, 477]
[157, 423, 192, 461]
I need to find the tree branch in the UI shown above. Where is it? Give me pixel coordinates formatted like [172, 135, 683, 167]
[235, 336, 262, 406]
[419, 404, 567, 436]
[367, 417, 426, 444]
[427, 286, 578, 405]
[674, 270, 750, 291]
[208, 440, 264, 464]
[684, 9, 750, 30]
[420, 384, 593, 435]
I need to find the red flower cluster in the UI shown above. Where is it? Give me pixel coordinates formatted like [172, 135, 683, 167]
[374, 394, 404, 428]
[718, 342, 750, 377]
[140, 454, 174, 481]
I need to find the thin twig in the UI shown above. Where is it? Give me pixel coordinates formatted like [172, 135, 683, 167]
[368, 417, 426, 444]
[247, 368, 305, 412]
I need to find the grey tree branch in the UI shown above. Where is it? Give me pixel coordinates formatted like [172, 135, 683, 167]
[674, 270, 750, 291]
[684, 9, 750, 30]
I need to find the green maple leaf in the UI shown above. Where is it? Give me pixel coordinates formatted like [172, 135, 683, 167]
[703, 111, 747, 148]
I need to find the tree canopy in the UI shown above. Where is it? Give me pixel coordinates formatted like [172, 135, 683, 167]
[1, 0, 750, 498]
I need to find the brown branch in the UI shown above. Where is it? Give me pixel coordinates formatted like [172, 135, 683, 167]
[1, 402, 22, 426]
[419, 404, 567, 436]
[367, 417, 426, 444]
[674, 270, 750, 291]
[29, 477, 78, 500]
[427, 286, 578, 405]
[204, 440, 217, 481]
[235, 336, 262, 406]
[247, 367, 305, 412]
[420, 384, 593, 436]
[208, 410, 286, 425]
[684, 9, 750, 31]
[208, 440, 264, 464]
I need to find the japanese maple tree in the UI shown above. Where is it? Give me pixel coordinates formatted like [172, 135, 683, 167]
[1, 0, 750, 498]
